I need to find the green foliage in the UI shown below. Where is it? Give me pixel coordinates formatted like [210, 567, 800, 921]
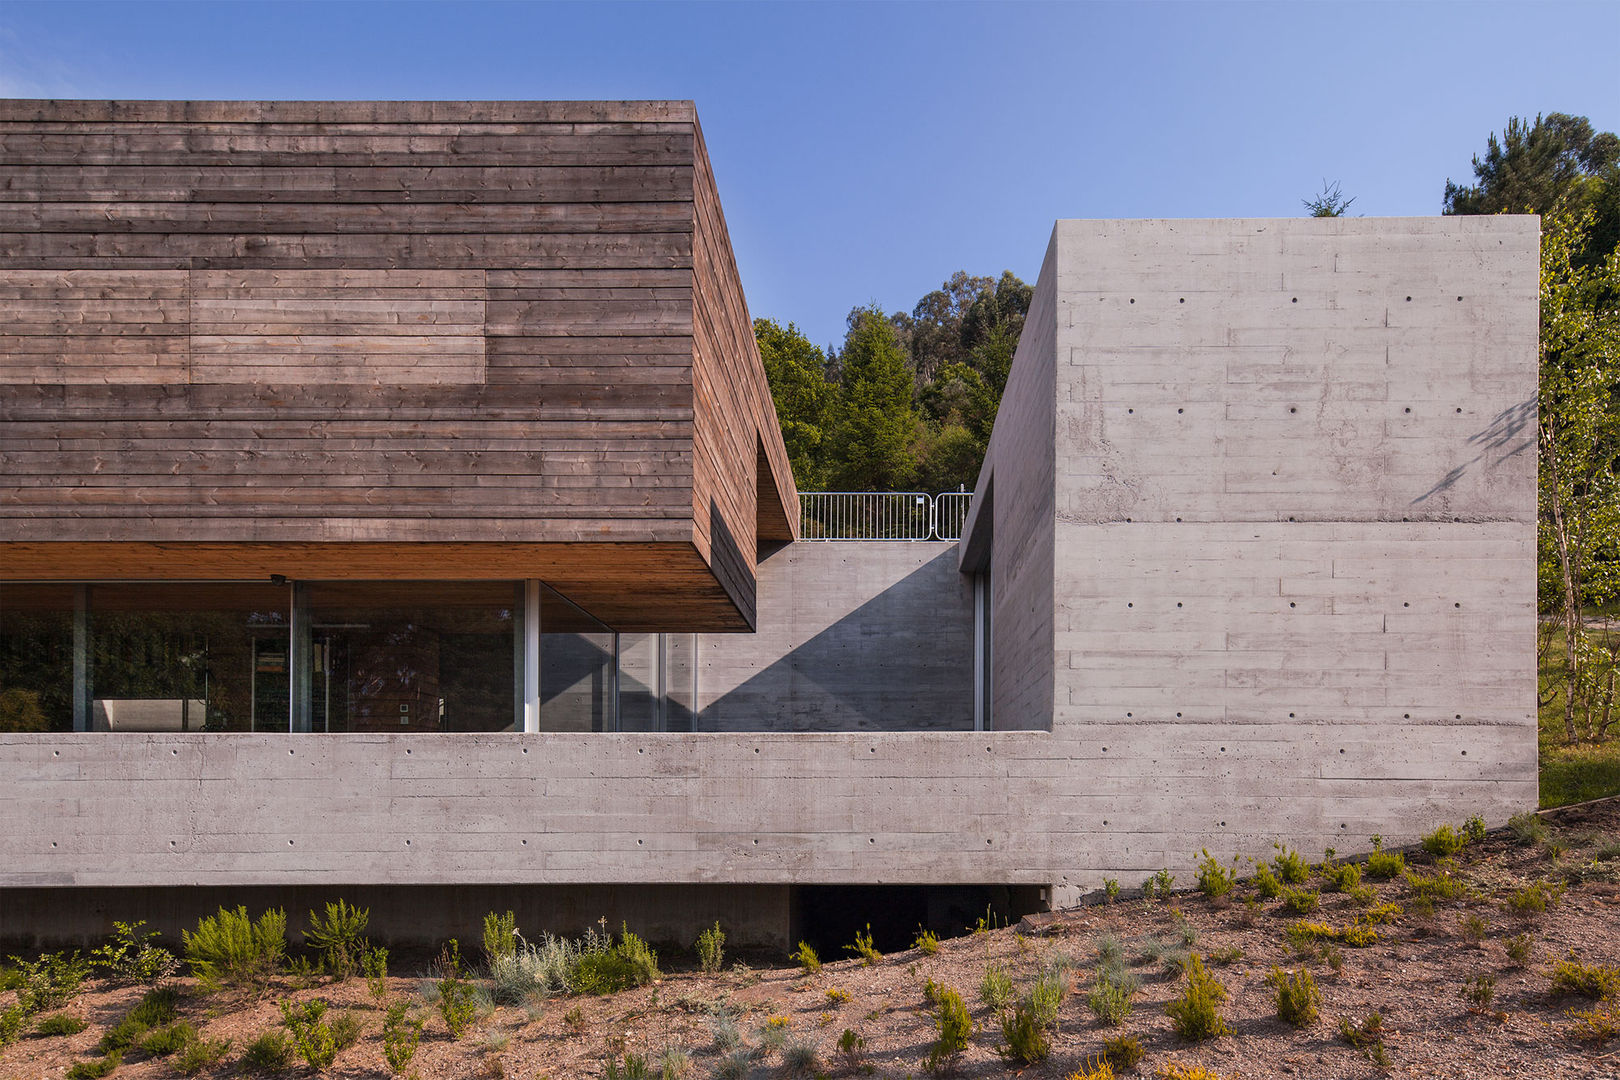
[835, 1026, 865, 1060]
[65, 1052, 121, 1079]
[712, 1048, 751, 1080]
[305, 899, 369, 980]
[381, 1001, 423, 1074]
[791, 941, 821, 974]
[361, 944, 389, 1002]
[482, 910, 517, 964]
[172, 1035, 231, 1076]
[695, 921, 725, 974]
[604, 1052, 651, 1080]
[1506, 932, 1534, 965]
[913, 927, 941, 955]
[1251, 861, 1283, 899]
[1321, 860, 1362, 893]
[1365, 848, 1407, 880]
[1086, 971, 1136, 1026]
[1150, 868, 1176, 898]
[280, 999, 340, 1069]
[979, 962, 1014, 1011]
[1510, 811, 1551, 845]
[242, 1030, 293, 1075]
[1404, 868, 1467, 902]
[1196, 849, 1238, 899]
[1550, 957, 1620, 1000]
[1027, 970, 1065, 1029]
[182, 905, 286, 990]
[1422, 824, 1468, 858]
[1464, 815, 1489, 844]
[1272, 845, 1309, 885]
[92, 921, 178, 985]
[1207, 946, 1245, 965]
[1165, 955, 1230, 1042]
[136, 1020, 197, 1056]
[1103, 878, 1121, 903]
[1461, 974, 1496, 1011]
[1266, 966, 1320, 1027]
[1567, 1004, 1620, 1044]
[569, 925, 659, 995]
[1303, 179, 1356, 217]
[1337, 1011, 1388, 1066]
[845, 925, 881, 967]
[924, 984, 971, 1074]
[0, 1005, 27, 1047]
[1100, 1034, 1144, 1071]
[826, 307, 922, 491]
[995, 1000, 1049, 1065]
[708, 1010, 741, 1052]
[33, 1012, 87, 1037]
[9, 951, 90, 1014]
[1280, 887, 1320, 916]
[1461, 912, 1489, 943]
[434, 942, 479, 1036]
[95, 985, 180, 1055]
[1509, 879, 1567, 916]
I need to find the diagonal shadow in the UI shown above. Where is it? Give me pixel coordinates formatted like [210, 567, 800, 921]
[1412, 397, 1535, 505]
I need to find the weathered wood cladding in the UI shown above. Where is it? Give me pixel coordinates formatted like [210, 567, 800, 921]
[0, 100, 796, 631]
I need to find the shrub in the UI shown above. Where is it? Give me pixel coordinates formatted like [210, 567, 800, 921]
[1087, 974, 1135, 1026]
[11, 951, 91, 1013]
[1361, 901, 1404, 925]
[1461, 913, 1488, 943]
[482, 910, 517, 964]
[1422, 824, 1467, 858]
[1100, 1034, 1144, 1071]
[1236, 897, 1261, 927]
[696, 922, 725, 974]
[1404, 869, 1466, 902]
[824, 986, 851, 1005]
[1321, 861, 1362, 893]
[712, 1048, 751, 1080]
[1103, 878, 1121, 903]
[1365, 848, 1406, 879]
[836, 1027, 865, 1060]
[914, 928, 941, 955]
[779, 1034, 819, 1074]
[996, 1000, 1049, 1065]
[1027, 971, 1065, 1029]
[1549, 958, 1620, 1001]
[381, 1001, 424, 1074]
[488, 929, 591, 1001]
[92, 921, 178, 985]
[708, 1010, 741, 1052]
[136, 1020, 197, 1056]
[281, 999, 340, 1069]
[656, 1043, 693, 1080]
[1196, 850, 1237, 899]
[1151, 868, 1176, 898]
[604, 1053, 651, 1080]
[1505, 932, 1534, 965]
[1508, 811, 1549, 845]
[305, 900, 369, 980]
[792, 941, 821, 974]
[1266, 966, 1320, 1027]
[31, 1012, 86, 1037]
[1567, 1005, 1620, 1044]
[1507, 880, 1566, 917]
[173, 1036, 231, 1076]
[1206, 946, 1244, 965]
[434, 943, 479, 1037]
[980, 962, 1014, 1011]
[757, 1016, 790, 1054]
[1272, 845, 1309, 885]
[0, 1005, 27, 1047]
[1072, 1055, 1116, 1080]
[1345, 882, 1377, 906]
[1165, 955, 1230, 1042]
[242, 1030, 293, 1074]
[1155, 1065, 1226, 1080]
[845, 925, 881, 967]
[361, 945, 389, 1001]
[1251, 862, 1283, 899]
[1460, 974, 1496, 1011]
[1280, 888, 1320, 916]
[1338, 1010, 1388, 1064]
[183, 906, 286, 990]
[65, 1053, 120, 1080]
[1464, 815, 1488, 844]
[570, 925, 659, 994]
[96, 985, 180, 1054]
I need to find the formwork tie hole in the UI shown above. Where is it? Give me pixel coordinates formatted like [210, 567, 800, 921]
[1339, 749, 1345, 754]
[1176, 517, 1183, 522]
[869, 746, 876, 753]
[1127, 602, 1133, 608]
[1454, 602, 1461, 608]
[1128, 408, 1134, 414]
[405, 840, 411, 846]
[1456, 407, 1463, 413]
[1129, 298, 1135, 304]
[1455, 714, 1462, 720]
[1291, 297, 1298, 303]
[1457, 296, 1463, 301]
[1404, 713, 1411, 719]
[986, 839, 993, 844]
[52, 751, 58, 756]
[1103, 820, 1109, 825]
[171, 749, 177, 755]
[753, 747, 759, 754]
[521, 839, 527, 845]
[1404, 602, 1410, 607]
[1176, 712, 1182, 718]
[1178, 408, 1184, 414]
[637, 839, 643, 845]
[1179, 298, 1185, 303]
[752, 839, 759, 845]
[1219, 746, 1225, 752]
[169, 840, 175, 847]
[1461, 750, 1468, 756]
[521, 747, 528, 754]
[637, 747, 644, 754]
[1176, 602, 1183, 608]
[1289, 712, 1296, 718]
[1404, 407, 1412, 414]
[1405, 296, 1412, 302]
[869, 837, 875, 843]
[1290, 602, 1297, 608]
[51, 841, 56, 847]
[288, 840, 294, 846]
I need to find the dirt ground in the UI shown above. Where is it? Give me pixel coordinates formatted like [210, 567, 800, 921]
[3, 799, 1618, 1080]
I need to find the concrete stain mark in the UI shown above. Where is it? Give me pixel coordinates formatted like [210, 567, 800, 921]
[1412, 397, 1536, 505]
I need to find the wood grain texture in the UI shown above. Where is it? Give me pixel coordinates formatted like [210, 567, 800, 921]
[0, 100, 798, 631]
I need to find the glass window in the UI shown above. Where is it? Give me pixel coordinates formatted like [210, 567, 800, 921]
[539, 584, 614, 732]
[302, 581, 520, 733]
[0, 584, 75, 732]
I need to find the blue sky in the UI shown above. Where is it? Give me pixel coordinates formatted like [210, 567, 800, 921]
[2, 1, 1616, 351]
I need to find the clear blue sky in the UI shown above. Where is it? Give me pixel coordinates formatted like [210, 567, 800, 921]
[2, 1, 1616, 351]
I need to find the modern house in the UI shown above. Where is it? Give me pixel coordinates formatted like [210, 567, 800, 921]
[0, 101, 1539, 950]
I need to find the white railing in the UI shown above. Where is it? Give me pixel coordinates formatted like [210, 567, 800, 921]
[798, 491, 974, 541]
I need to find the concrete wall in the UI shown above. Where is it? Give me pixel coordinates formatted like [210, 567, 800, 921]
[698, 542, 973, 731]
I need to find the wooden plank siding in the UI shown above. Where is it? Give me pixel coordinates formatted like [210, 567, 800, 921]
[0, 100, 798, 631]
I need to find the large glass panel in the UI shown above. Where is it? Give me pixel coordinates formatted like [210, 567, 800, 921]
[89, 583, 290, 732]
[539, 584, 614, 732]
[663, 633, 697, 732]
[303, 582, 520, 733]
[616, 633, 659, 732]
[0, 584, 75, 732]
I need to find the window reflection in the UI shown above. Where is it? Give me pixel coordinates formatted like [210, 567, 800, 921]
[538, 583, 614, 732]
[0, 584, 75, 732]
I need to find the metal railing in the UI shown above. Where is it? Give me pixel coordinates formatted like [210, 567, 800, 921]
[798, 491, 974, 541]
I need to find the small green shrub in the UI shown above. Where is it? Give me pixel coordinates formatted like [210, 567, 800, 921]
[92, 921, 178, 986]
[1280, 887, 1320, 915]
[1100, 1033, 1143, 1071]
[836, 1026, 865, 1061]
[913, 927, 941, 955]
[1027, 971, 1065, 1029]
[1272, 845, 1309, 885]
[434, 942, 479, 1036]
[1345, 881, 1377, 906]
[713, 1048, 751, 1080]
[709, 1010, 741, 1052]
[381, 1001, 424, 1074]
[569, 925, 660, 994]
[1207, 946, 1245, 965]
[1461, 913, 1488, 943]
[924, 984, 971, 1074]
[1321, 861, 1362, 893]
[1365, 848, 1406, 879]
[361, 945, 389, 1001]
[136, 1020, 197, 1057]
[792, 941, 821, 974]
[1103, 878, 1121, 903]
[1550, 958, 1620, 1001]
[242, 1030, 293, 1075]
[305, 900, 369, 980]
[996, 1000, 1049, 1065]
[281, 999, 340, 1069]
[1152, 867, 1176, 898]
[845, 925, 881, 967]
[1507, 880, 1566, 917]
[1464, 815, 1488, 844]
[1337, 1011, 1388, 1065]
[1087, 973, 1135, 1025]
[1422, 824, 1467, 858]
[1251, 862, 1283, 899]
[980, 962, 1014, 1011]
[1567, 1005, 1620, 1044]
[482, 910, 517, 963]
[696, 922, 725, 974]
[0, 1005, 27, 1047]
[1196, 850, 1237, 899]
[11, 951, 91, 1013]
[33, 1013, 87, 1037]
[65, 1053, 120, 1080]
[1404, 869, 1466, 902]
[96, 985, 180, 1054]
[1506, 932, 1534, 965]
[1460, 974, 1496, 1011]
[173, 1036, 231, 1076]
[1508, 811, 1549, 845]
[1165, 955, 1230, 1042]
[183, 906, 286, 990]
[656, 1043, 693, 1080]
[1266, 966, 1320, 1028]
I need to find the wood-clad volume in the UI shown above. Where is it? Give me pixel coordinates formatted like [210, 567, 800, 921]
[0, 100, 798, 631]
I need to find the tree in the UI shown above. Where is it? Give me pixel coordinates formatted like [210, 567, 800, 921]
[907, 271, 994, 389]
[826, 306, 921, 491]
[1538, 210, 1620, 742]
[1303, 179, 1356, 217]
[754, 318, 837, 491]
